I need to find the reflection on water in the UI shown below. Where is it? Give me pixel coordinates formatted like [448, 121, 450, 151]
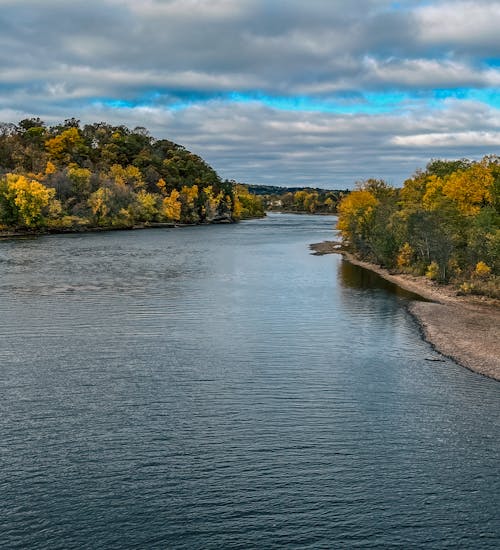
[339, 257, 428, 301]
[0, 213, 499, 550]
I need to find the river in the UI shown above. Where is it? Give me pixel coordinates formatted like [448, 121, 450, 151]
[0, 213, 498, 549]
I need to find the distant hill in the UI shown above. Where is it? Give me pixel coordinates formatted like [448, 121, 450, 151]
[246, 184, 349, 196]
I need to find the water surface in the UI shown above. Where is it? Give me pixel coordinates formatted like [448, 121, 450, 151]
[0, 213, 499, 549]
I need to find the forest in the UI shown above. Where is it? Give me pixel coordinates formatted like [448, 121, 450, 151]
[337, 158, 500, 298]
[248, 184, 349, 214]
[0, 118, 264, 232]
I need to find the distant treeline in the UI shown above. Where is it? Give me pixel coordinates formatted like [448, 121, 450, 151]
[0, 118, 264, 231]
[337, 158, 500, 298]
[247, 184, 349, 214]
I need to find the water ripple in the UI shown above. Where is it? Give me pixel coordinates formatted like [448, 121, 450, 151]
[0, 214, 499, 549]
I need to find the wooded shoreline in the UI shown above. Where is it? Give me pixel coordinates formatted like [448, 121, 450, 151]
[0, 219, 235, 239]
[311, 241, 500, 381]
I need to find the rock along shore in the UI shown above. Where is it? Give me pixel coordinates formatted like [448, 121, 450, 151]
[310, 241, 500, 381]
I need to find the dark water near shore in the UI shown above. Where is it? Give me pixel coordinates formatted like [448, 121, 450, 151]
[0, 213, 499, 549]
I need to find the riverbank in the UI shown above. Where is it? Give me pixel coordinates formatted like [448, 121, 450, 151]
[310, 241, 500, 381]
[0, 219, 239, 239]
[267, 210, 335, 216]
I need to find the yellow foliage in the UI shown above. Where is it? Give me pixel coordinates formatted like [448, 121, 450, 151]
[88, 187, 112, 222]
[3, 174, 56, 227]
[68, 166, 92, 195]
[425, 261, 439, 280]
[116, 207, 134, 226]
[293, 189, 318, 212]
[136, 189, 158, 221]
[324, 197, 335, 211]
[110, 164, 144, 189]
[400, 173, 428, 205]
[203, 185, 222, 217]
[442, 164, 493, 216]
[459, 281, 474, 294]
[156, 178, 167, 195]
[47, 199, 63, 219]
[337, 190, 378, 238]
[422, 174, 444, 211]
[294, 190, 308, 204]
[474, 261, 491, 278]
[162, 189, 181, 221]
[45, 127, 83, 165]
[396, 242, 413, 269]
[233, 185, 265, 219]
[232, 195, 243, 219]
[45, 161, 57, 175]
[180, 185, 198, 209]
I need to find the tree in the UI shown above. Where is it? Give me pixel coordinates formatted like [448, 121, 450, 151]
[88, 187, 112, 225]
[134, 190, 158, 222]
[180, 185, 200, 222]
[46, 127, 88, 166]
[0, 174, 55, 228]
[162, 189, 181, 221]
[110, 164, 144, 189]
[337, 189, 378, 254]
[442, 163, 493, 216]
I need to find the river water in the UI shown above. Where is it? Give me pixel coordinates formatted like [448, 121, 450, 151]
[0, 213, 498, 549]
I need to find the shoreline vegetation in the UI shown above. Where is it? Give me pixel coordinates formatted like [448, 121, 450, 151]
[310, 244, 500, 381]
[0, 119, 265, 234]
[247, 184, 348, 214]
[322, 156, 499, 381]
[311, 155, 500, 380]
[335, 160, 499, 300]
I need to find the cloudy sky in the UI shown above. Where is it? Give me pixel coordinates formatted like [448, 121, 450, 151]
[1, 0, 500, 187]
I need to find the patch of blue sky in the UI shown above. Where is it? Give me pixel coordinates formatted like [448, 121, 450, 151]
[95, 90, 426, 115]
[226, 92, 401, 114]
[482, 58, 500, 68]
[94, 87, 500, 115]
[93, 91, 227, 111]
[430, 88, 500, 108]
[97, 99, 137, 109]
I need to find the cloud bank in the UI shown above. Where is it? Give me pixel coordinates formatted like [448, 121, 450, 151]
[1, 0, 499, 186]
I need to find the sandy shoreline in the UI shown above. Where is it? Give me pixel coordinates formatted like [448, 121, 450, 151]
[310, 241, 500, 381]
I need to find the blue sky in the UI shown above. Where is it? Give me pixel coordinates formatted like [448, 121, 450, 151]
[1, 0, 500, 187]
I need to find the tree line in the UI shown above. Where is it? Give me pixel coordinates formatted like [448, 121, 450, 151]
[247, 185, 348, 214]
[337, 158, 500, 298]
[0, 118, 264, 231]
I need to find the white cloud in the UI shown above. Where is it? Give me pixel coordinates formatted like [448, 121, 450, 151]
[392, 131, 500, 148]
[62, 98, 498, 187]
[416, 1, 500, 47]
[362, 57, 500, 88]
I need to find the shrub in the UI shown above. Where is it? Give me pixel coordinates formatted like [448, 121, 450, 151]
[396, 242, 413, 269]
[474, 261, 491, 279]
[425, 261, 439, 280]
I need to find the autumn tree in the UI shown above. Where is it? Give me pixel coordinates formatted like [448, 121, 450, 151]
[134, 190, 158, 222]
[0, 174, 56, 228]
[162, 189, 182, 221]
[337, 189, 378, 254]
[46, 127, 88, 166]
[88, 187, 112, 225]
